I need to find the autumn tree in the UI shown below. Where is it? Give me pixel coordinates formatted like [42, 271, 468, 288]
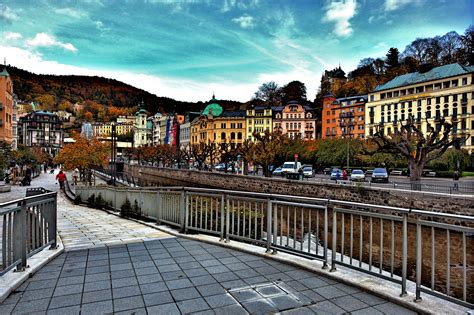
[0, 141, 12, 176]
[367, 116, 465, 184]
[253, 130, 283, 177]
[190, 143, 210, 170]
[237, 139, 254, 175]
[282, 81, 307, 104]
[54, 135, 109, 179]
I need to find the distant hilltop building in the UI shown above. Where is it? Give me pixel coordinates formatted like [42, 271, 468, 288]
[81, 122, 93, 139]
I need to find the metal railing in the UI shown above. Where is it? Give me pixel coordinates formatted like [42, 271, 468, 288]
[0, 189, 57, 275]
[75, 185, 474, 308]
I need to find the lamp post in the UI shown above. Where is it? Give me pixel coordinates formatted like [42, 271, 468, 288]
[111, 123, 116, 186]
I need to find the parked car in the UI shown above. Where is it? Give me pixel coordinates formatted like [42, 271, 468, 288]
[350, 169, 365, 182]
[371, 168, 389, 182]
[302, 165, 315, 178]
[272, 167, 283, 177]
[330, 168, 342, 180]
[214, 163, 226, 171]
[281, 161, 302, 174]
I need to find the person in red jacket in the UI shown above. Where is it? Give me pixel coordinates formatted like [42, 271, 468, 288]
[56, 170, 66, 190]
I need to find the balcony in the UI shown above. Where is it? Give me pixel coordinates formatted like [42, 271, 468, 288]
[339, 112, 354, 118]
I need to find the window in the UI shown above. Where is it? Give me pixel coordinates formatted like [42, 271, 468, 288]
[326, 119, 330, 123]
[443, 109, 449, 117]
[462, 106, 467, 115]
[462, 77, 468, 85]
[444, 96, 449, 103]
[370, 95, 374, 102]
[326, 111, 330, 116]
[231, 132, 235, 140]
[453, 107, 458, 116]
[221, 123, 226, 129]
[436, 97, 440, 104]
[426, 111, 431, 119]
[221, 132, 225, 139]
[394, 91, 399, 97]
[237, 132, 242, 140]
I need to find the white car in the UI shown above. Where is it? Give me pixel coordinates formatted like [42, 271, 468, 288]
[350, 169, 365, 182]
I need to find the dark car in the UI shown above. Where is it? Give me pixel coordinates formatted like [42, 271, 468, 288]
[371, 168, 389, 183]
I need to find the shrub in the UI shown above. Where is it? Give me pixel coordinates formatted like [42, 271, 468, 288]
[95, 193, 106, 209]
[87, 194, 95, 207]
[121, 198, 140, 218]
[74, 195, 82, 205]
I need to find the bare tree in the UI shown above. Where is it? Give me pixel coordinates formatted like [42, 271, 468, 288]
[368, 116, 465, 184]
[253, 81, 284, 105]
[253, 130, 283, 177]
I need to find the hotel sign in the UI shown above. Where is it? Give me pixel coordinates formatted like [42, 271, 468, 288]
[398, 93, 431, 101]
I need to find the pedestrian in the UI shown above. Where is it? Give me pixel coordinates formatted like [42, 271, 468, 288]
[56, 170, 66, 191]
[342, 169, 348, 180]
[43, 163, 47, 173]
[453, 170, 460, 191]
[73, 168, 79, 186]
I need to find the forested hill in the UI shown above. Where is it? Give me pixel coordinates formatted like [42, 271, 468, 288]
[7, 66, 242, 114]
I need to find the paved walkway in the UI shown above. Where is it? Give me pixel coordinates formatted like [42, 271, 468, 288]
[0, 173, 417, 314]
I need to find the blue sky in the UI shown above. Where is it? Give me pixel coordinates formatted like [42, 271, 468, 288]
[0, 0, 472, 102]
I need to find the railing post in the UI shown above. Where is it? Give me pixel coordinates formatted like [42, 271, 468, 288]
[330, 205, 337, 272]
[180, 188, 185, 232]
[156, 191, 161, 224]
[220, 194, 225, 242]
[184, 190, 189, 233]
[401, 212, 408, 296]
[225, 196, 230, 243]
[266, 198, 272, 253]
[13, 200, 27, 272]
[323, 204, 329, 269]
[49, 193, 57, 249]
[272, 204, 278, 255]
[415, 216, 422, 302]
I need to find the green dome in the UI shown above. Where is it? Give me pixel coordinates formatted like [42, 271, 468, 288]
[202, 96, 223, 117]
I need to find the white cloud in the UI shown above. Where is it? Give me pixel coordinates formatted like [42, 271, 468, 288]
[222, 0, 259, 12]
[54, 8, 87, 19]
[384, 0, 422, 11]
[232, 15, 255, 29]
[3, 32, 22, 41]
[0, 4, 18, 21]
[322, 0, 357, 38]
[368, 16, 374, 23]
[26, 33, 78, 52]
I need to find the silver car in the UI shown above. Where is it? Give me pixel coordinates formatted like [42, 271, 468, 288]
[350, 169, 365, 182]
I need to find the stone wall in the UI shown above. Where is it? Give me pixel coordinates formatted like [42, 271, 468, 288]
[126, 165, 474, 215]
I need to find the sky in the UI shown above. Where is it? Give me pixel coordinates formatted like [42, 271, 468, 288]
[0, 0, 472, 103]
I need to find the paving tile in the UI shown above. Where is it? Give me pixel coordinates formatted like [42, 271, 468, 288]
[46, 305, 81, 315]
[53, 283, 83, 296]
[176, 297, 210, 314]
[297, 277, 329, 289]
[183, 267, 209, 277]
[86, 265, 110, 274]
[242, 299, 278, 314]
[157, 264, 181, 273]
[170, 287, 201, 301]
[280, 306, 316, 315]
[308, 300, 346, 314]
[134, 267, 159, 276]
[299, 290, 325, 303]
[196, 283, 226, 297]
[331, 295, 370, 312]
[83, 280, 111, 292]
[214, 303, 250, 315]
[115, 307, 147, 315]
[19, 288, 55, 302]
[114, 294, 146, 312]
[139, 281, 168, 294]
[221, 279, 247, 290]
[0, 303, 16, 314]
[82, 289, 112, 304]
[334, 283, 362, 294]
[111, 263, 133, 272]
[48, 293, 82, 309]
[133, 261, 156, 269]
[243, 276, 268, 286]
[352, 292, 387, 306]
[313, 285, 348, 299]
[374, 302, 417, 315]
[351, 306, 384, 315]
[160, 270, 187, 281]
[27, 279, 57, 290]
[142, 291, 174, 307]
[111, 269, 136, 279]
[269, 295, 304, 311]
[204, 293, 238, 308]
[81, 300, 113, 314]
[147, 302, 181, 314]
[112, 276, 138, 288]
[165, 278, 193, 290]
[87, 259, 109, 267]
[213, 272, 239, 282]
[137, 273, 162, 285]
[57, 275, 84, 286]
[113, 285, 142, 298]
[60, 268, 86, 277]
[229, 288, 260, 302]
[205, 265, 230, 274]
[13, 298, 50, 313]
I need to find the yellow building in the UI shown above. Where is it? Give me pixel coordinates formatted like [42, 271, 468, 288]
[246, 105, 273, 141]
[365, 63, 474, 153]
[190, 96, 245, 149]
[92, 121, 134, 137]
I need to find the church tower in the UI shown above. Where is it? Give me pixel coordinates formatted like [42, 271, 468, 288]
[134, 100, 148, 147]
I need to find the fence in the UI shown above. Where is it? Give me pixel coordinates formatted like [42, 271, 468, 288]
[76, 185, 474, 308]
[0, 188, 57, 275]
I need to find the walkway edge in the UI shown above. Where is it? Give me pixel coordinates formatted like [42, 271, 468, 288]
[101, 208, 470, 315]
[0, 234, 65, 303]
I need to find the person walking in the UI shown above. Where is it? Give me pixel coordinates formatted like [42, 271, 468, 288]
[453, 170, 460, 191]
[73, 168, 79, 186]
[56, 170, 66, 191]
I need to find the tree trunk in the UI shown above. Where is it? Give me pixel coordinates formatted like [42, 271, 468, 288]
[408, 159, 423, 190]
[243, 160, 248, 175]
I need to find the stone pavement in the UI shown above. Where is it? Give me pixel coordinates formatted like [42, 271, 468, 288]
[0, 173, 418, 314]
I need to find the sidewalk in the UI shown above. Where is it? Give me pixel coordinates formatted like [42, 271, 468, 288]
[0, 173, 418, 314]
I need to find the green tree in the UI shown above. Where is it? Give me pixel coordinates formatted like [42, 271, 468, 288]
[282, 81, 307, 104]
[385, 47, 400, 69]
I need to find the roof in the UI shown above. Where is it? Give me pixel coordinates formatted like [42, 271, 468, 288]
[0, 66, 9, 77]
[374, 63, 474, 92]
[221, 110, 245, 118]
[202, 97, 223, 117]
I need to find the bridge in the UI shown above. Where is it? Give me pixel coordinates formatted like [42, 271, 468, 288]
[0, 172, 471, 314]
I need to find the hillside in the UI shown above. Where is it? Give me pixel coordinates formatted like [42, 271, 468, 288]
[7, 66, 242, 115]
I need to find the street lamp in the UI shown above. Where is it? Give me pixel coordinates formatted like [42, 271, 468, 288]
[111, 122, 116, 186]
